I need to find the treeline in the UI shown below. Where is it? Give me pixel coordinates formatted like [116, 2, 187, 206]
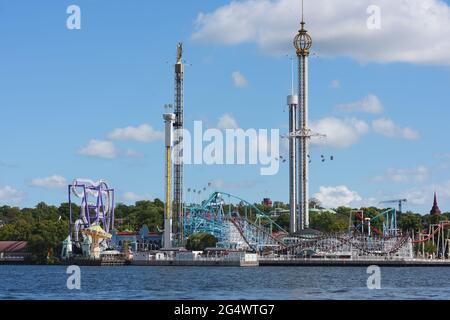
[0, 203, 70, 264]
[0, 200, 449, 263]
[0, 200, 165, 263]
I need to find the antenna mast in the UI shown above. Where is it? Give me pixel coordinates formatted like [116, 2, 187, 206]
[302, 0, 304, 23]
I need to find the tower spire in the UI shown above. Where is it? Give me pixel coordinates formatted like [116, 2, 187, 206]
[302, 0, 304, 24]
[294, 1, 312, 57]
[430, 191, 442, 216]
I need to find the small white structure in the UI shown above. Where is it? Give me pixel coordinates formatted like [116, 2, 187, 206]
[241, 253, 259, 267]
[133, 251, 154, 262]
[156, 252, 167, 261]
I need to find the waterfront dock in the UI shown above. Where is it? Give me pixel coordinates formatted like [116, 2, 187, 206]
[61, 257, 129, 266]
[129, 257, 450, 268]
[3, 257, 450, 267]
[259, 258, 450, 267]
[132, 258, 259, 267]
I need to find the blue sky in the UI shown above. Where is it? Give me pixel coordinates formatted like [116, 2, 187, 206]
[1, 0, 450, 214]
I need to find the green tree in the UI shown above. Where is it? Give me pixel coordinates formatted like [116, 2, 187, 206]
[335, 206, 352, 219]
[422, 214, 446, 227]
[153, 198, 164, 209]
[186, 233, 218, 251]
[310, 212, 348, 233]
[415, 242, 438, 255]
[254, 204, 272, 215]
[0, 219, 33, 241]
[58, 202, 80, 220]
[309, 198, 322, 209]
[275, 214, 290, 231]
[399, 213, 423, 234]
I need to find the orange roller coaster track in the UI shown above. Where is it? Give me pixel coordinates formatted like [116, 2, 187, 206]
[412, 221, 450, 244]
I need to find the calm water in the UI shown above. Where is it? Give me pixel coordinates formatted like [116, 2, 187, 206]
[0, 265, 449, 300]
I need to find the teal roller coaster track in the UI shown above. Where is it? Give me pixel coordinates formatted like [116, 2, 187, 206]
[183, 192, 414, 258]
[184, 192, 288, 252]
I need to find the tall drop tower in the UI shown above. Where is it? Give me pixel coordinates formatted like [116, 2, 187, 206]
[173, 43, 185, 243]
[293, 3, 313, 230]
[163, 113, 175, 248]
[287, 78, 299, 234]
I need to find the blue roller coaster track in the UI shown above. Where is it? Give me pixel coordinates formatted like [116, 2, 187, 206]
[184, 192, 288, 251]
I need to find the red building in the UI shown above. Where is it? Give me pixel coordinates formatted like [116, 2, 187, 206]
[0, 241, 30, 262]
[430, 192, 442, 216]
[262, 198, 273, 207]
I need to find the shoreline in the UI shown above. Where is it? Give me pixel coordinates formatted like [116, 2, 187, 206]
[3, 258, 450, 267]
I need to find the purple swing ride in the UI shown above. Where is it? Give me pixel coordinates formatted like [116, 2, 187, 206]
[68, 179, 115, 246]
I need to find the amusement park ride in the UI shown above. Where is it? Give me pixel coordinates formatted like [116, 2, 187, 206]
[61, 179, 115, 260]
[182, 193, 449, 259]
[60, 2, 450, 262]
[414, 221, 450, 259]
[183, 192, 412, 259]
[61, 183, 450, 261]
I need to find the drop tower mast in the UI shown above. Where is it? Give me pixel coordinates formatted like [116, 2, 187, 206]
[174, 43, 185, 243]
[293, 1, 313, 230]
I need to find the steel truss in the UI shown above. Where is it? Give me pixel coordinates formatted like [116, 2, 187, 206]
[184, 192, 287, 252]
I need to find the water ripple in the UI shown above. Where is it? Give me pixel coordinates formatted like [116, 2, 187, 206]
[0, 265, 449, 300]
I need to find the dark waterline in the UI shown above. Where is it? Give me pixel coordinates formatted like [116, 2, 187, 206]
[0, 265, 449, 300]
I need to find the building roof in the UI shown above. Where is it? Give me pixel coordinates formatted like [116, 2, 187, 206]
[117, 232, 138, 236]
[0, 241, 28, 253]
[430, 192, 442, 216]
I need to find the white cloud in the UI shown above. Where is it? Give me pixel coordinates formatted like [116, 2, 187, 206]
[402, 127, 421, 140]
[192, 0, 450, 65]
[351, 118, 371, 135]
[434, 153, 450, 160]
[372, 118, 420, 140]
[0, 186, 24, 203]
[356, 197, 379, 208]
[373, 166, 430, 184]
[310, 117, 369, 148]
[330, 80, 340, 89]
[336, 94, 383, 114]
[399, 189, 429, 206]
[217, 114, 239, 130]
[122, 192, 152, 202]
[314, 185, 362, 208]
[108, 124, 164, 143]
[124, 149, 142, 158]
[232, 71, 248, 88]
[30, 175, 67, 189]
[78, 140, 118, 159]
[398, 180, 450, 207]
